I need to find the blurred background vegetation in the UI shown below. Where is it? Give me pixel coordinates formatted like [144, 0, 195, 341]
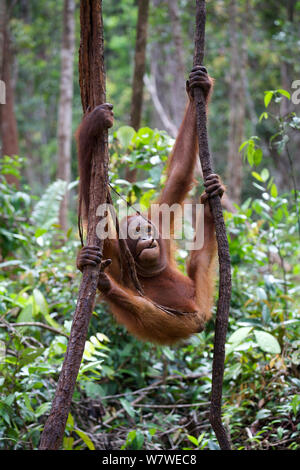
[0, 0, 299, 450]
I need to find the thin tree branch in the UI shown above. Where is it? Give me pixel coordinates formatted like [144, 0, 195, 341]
[0, 321, 68, 338]
[144, 73, 178, 138]
[193, 0, 231, 450]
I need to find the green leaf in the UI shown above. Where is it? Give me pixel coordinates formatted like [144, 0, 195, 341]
[17, 304, 34, 323]
[19, 347, 44, 367]
[162, 346, 175, 361]
[226, 327, 253, 356]
[276, 89, 291, 100]
[23, 394, 34, 412]
[149, 166, 162, 184]
[259, 112, 269, 122]
[136, 127, 153, 140]
[67, 413, 74, 430]
[114, 178, 131, 186]
[252, 171, 263, 182]
[75, 429, 95, 450]
[274, 208, 283, 222]
[35, 402, 51, 417]
[187, 435, 199, 446]
[264, 91, 273, 108]
[33, 288, 62, 330]
[239, 141, 249, 152]
[122, 430, 144, 450]
[256, 408, 272, 420]
[228, 326, 253, 345]
[33, 289, 48, 315]
[63, 437, 74, 450]
[246, 144, 255, 167]
[0, 402, 13, 425]
[134, 431, 144, 449]
[116, 126, 136, 149]
[225, 363, 242, 380]
[270, 183, 278, 198]
[291, 395, 300, 417]
[139, 189, 155, 211]
[253, 148, 263, 166]
[120, 398, 135, 418]
[254, 330, 281, 354]
[34, 228, 47, 238]
[31, 180, 68, 229]
[260, 168, 269, 182]
[85, 382, 103, 399]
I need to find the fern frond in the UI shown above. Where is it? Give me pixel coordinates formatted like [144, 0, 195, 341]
[31, 179, 68, 229]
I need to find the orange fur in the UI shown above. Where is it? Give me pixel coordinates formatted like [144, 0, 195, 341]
[77, 72, 219, 345]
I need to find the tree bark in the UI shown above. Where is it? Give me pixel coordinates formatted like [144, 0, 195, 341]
[226, 0, 246, 205]
[57, 0, 75, 233]
[126, 0, 150, 183]
[39, 0, 109, 450]
[193, 0, 231, 450]
[0, 1, 19, 186]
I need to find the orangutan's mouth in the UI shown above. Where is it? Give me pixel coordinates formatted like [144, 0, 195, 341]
[136, 239, 157, 258]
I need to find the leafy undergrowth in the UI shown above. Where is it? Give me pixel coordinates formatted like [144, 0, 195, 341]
[0, 136, 299, 450]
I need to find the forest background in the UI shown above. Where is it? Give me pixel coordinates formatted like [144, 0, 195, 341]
[0, 0, 299, 451]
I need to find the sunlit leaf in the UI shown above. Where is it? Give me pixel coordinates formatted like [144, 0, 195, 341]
[254, 330, 281, 354]
[252, 171, 263, 182]
[260, 168, 269, 182]
[264, 91, 273, 108]
[270, 183, 278, 198]
[228, 326, 253, 345]
[74, 429, 95, 450]
[276, 89, 291, 100]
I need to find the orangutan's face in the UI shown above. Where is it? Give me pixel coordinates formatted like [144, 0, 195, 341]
[127, 216, 161, 265]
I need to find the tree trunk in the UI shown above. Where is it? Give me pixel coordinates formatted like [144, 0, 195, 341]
[167, 0, 186, 129]
[277, 0, 297, 189]
[280, 0, 293, 119]
[280, 0, 295, 116]
[148, 0, 177, 134]
[0, 0, 4, 74]
[57, 0, 75, 233]
[39, 0, 109, 450]
[0, 2, 19, 186]
[226, 0, 246, 204]
[126, 0, 150, 183]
